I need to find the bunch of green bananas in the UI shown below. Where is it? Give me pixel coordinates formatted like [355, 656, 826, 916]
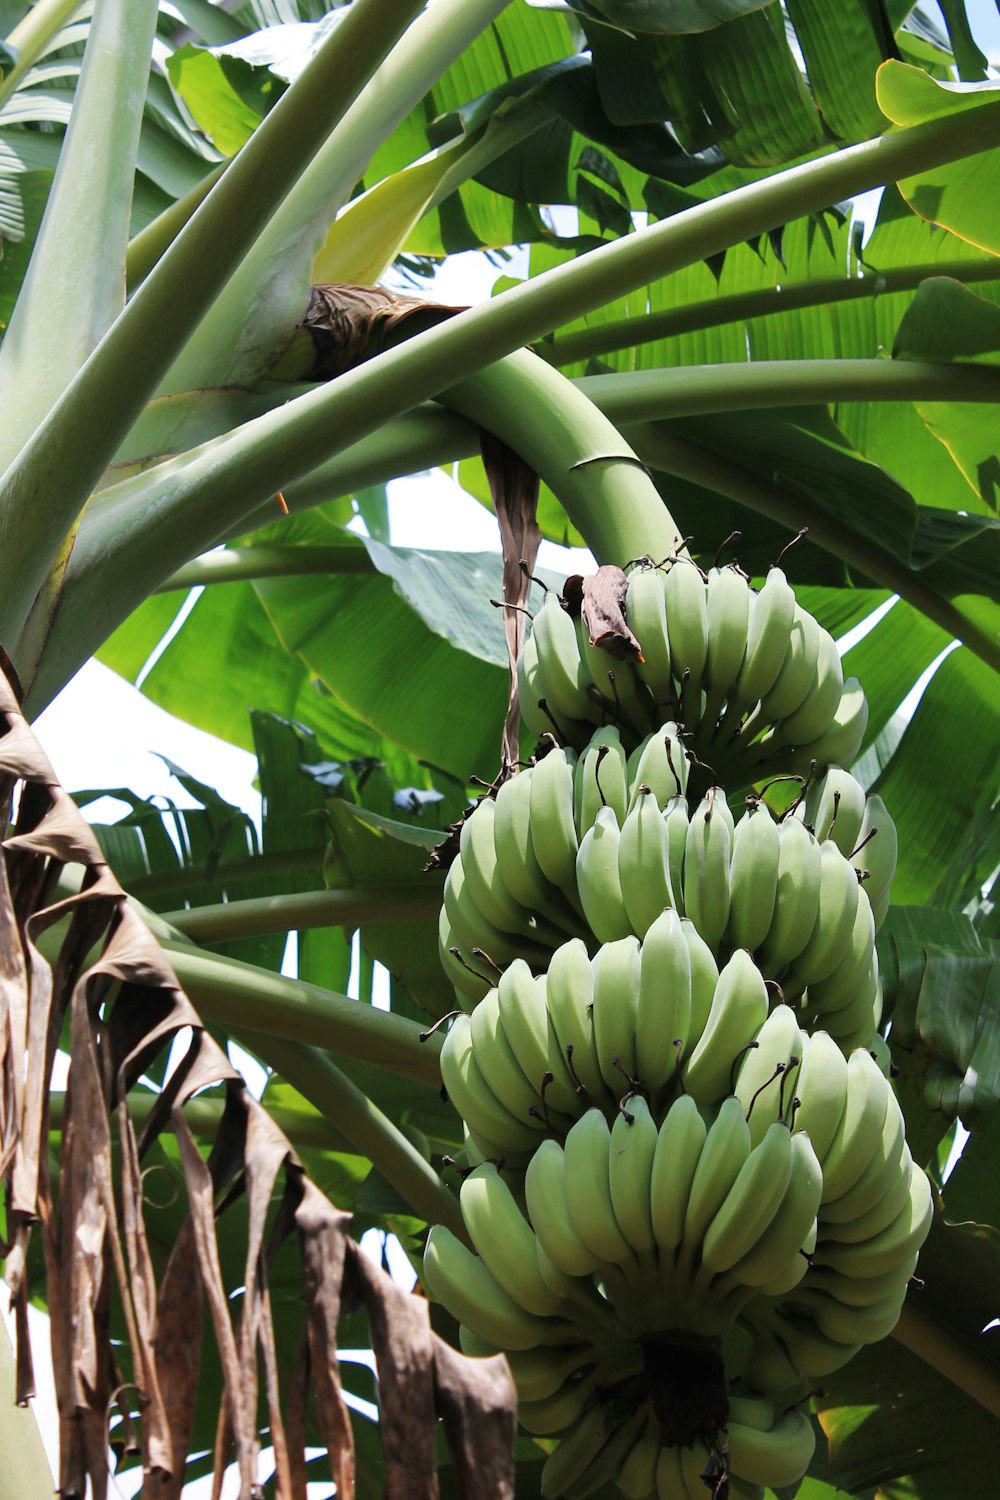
[440, 735, 895, 1051]
[422, 557, 926, 1499]
[425, 1047, 930, 1494]
[519, 564, 868, 789]
[442, 879, 883, 1152]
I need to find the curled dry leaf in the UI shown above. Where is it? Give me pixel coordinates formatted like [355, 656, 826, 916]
[300, 283, 461, 379]
[563, 565, 642, 662]
[0, 664, 516, 1500]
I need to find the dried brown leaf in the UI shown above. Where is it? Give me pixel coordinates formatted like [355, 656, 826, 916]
[0, 661, 517, 1497]
[564, 565, 642, 662]
[432, 1337, 517, 1500]
[301, 283, 460, 379]
[348, 1242, 439, 1500]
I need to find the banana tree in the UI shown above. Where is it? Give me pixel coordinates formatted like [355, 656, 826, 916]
[0, 0, 999, 1494]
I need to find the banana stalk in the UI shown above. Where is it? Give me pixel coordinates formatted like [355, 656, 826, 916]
[243, 1032, 468, 1244]
[32, 350, 681, 708]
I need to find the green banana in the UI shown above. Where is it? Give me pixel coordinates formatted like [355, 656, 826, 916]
[820, 1147, 913, 1244]
[717, 1128, 822, 1293]
[734, 1004, 805, 1147]
[757, 816, 822, 972]
[575, 725, 629, 837]
[619, 786, 676, 937]
[761, 625, 844, 752]
[591, 935, 642, 1094]
[494, 770, 584, 934]
[819, 1090, 906, 1226]
[727, 800, 780, 954]
[563, 1405, 649, 1498]
[664, 556, 709, 691]
[805, 888, 876, 1017]
[681, 917, 721, 1041]
[545, 937, 617, 1110]
[727, 1407, 816, 1489]
[563, 1108, 635, 1267]
[703, 563, 751, 724]
[756, 604, 821, 724]
[682, 1095, 752, 1254]
[493, 1343, 596, 1404]
[532, 592, 603, 729]
[469, 984, 549, 1127]
[650, 1092, 708, 1255]
[530, 745, 581, 891]
[708, 785, 735, 839]
[493, 768, 546, 910]
[728, 1482, 766, 1500]
[626, 722, 688, 809]
[519, 1369, 601, 1436]
[459, 794, 544, 937]
[813, 1164, 933, 1279]
[540, 1403, 615, 1498]
[655, 1439, 685, 1500]
[677, 1439, 717, 1500]
[741, 1325, 803, 1394]
[792, 1287, 905, 1347]
[443, 854, 549, 971]
[578, 616, 655, 740]
[728, 566, 796, 716]
[663, 794, 691, 920]
[457, 1325, 498, 1356]
[794, 676, 868, 775]
[577, 804, 632, 943]
[519, 629, 569, 741]
[683, 788, 733, 950]
[625, 565, 673, 704]
[683, 950, 769, 1105]
[789, 1030, 849, 1163]
[853, 792, 897, 928]
[536, 1242, 590, 1303]
[818, 1048, 890, 1202]
[525, 1138, 602, 1278]
[615, 1413, 660, 1499]
[423, 1224, 566, 1351]
[496, 957, 580, 1116]
[439, 905, 490, 1005]
[751, 1305, 859, 1378]
[699, 1120, 793, 1275]
[821, 962, 882, 1048]
[460, 1162, 568, 1317]
[788, 839, 861, 989]
[440, 1012, 543, 1152]
[806, 1251, 919, 1308]
[727, 1394, 776, 1431]
[635, 908, 693, 1097]
[463, 1123, 534, 1174]
[805, 765, 866, 855]
[609, 1094, 659, 1255]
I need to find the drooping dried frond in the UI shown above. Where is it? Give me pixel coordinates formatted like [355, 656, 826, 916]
[0, 662, 515, 1500]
